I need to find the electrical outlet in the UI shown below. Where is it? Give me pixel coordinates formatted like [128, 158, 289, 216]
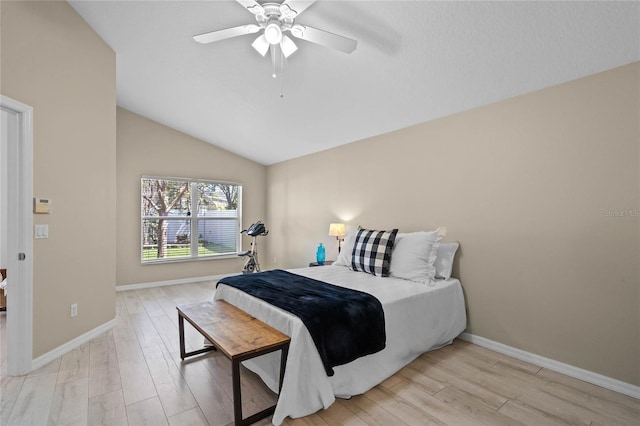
[70, 303, 78, 317]
[273, 256, 277, 264]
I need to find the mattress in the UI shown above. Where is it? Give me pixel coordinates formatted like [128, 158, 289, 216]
[214, 265, 467, 425]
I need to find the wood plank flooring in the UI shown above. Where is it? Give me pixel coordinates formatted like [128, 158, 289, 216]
[1, 281, 638, 425]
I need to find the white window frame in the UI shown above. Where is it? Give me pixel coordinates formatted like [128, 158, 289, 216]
[141, 176, 242, 264]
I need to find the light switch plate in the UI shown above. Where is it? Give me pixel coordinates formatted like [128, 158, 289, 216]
[35, 224, 48, 239]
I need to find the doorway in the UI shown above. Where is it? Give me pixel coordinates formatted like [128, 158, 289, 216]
[1, 95, 33, 376]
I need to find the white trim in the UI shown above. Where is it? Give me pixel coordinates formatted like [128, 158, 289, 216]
[459, 332, 640, 399]
[1, 95, 34, 376]
[116, 273, 237, 292]
[31, 319, 116, 371]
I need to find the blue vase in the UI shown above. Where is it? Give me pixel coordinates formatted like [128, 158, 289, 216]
[316, 243, 325, 265]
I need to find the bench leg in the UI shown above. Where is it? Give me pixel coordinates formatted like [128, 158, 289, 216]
[231, 344, 289, 426]
[232, 359, 242, 426]
[178, 312, 217, 360]
[178, 314, 186, 360]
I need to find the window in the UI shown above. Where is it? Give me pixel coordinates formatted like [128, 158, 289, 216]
[141, 177, 241, 263]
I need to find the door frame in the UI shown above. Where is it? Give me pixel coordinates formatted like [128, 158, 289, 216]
[1, 95, 34, 376]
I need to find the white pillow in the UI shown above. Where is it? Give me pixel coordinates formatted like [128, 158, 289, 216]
[333, 227, 358, 267]
[435, 242, 459, 280]
[389, 231, 440, 284]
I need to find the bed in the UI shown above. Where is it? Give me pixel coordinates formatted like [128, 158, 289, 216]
[214, 229, 467, 425]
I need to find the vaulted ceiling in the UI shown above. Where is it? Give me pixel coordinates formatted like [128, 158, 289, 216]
[70, 1, 640, 165]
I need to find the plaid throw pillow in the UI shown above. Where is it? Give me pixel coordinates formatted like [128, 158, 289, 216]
[351, 228, 399, 277]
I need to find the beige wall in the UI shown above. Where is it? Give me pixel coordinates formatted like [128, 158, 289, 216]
[1, 1, 117, 357]
[116, 108, 267, 286]
[267, 63, 640, 386]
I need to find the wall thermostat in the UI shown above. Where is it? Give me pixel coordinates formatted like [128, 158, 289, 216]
[34, 198, 51, 214]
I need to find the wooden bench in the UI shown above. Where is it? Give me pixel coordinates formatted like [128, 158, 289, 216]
[177, 300, 290, 426]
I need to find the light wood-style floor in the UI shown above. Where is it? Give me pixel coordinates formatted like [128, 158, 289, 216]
[1, 281, 638, 426]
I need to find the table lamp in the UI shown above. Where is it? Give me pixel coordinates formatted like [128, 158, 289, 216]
[328, 223, 346, 253]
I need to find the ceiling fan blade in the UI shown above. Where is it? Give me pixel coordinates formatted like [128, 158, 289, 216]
[280, 35, 298, 58]
[252, 34, 270, 56]
[236, 0, 265, 16]
[279, 0, 316, 18]
[193, 24, 260, 44]
[289, 25, 357, 54]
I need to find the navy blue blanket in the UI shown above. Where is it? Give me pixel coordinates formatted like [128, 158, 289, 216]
[218, 269, 386, 376]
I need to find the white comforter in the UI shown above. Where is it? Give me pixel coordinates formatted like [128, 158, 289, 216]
[214, 265, 466, 425]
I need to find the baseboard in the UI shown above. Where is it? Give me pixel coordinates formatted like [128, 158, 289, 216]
[116, 273, 236, 292]
[459, 332, 640, 400]
[31, 319, 116, 372]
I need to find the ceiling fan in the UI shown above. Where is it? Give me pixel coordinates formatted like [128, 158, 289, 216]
[193, 0, 357, 77]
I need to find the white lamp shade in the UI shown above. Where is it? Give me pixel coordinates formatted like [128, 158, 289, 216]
[329, 223, 346, 238]
[280, 35, 298, 58]
[251, 34, 269, 56]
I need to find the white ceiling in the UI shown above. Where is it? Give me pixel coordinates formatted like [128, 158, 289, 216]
[69, 1, 640, 165]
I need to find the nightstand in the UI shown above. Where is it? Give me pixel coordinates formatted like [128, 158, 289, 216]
[309, 261, 334, 267]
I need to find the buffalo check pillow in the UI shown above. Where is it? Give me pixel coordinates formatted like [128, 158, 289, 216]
[351, 227, 399, 277]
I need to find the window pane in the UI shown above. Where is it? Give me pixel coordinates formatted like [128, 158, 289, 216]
[142, 178, 191, 217]
[198, 183, 238, 212]
[197, 217, 238, 256]
[196, 183, 239, 256]
[142, 218, 191, 260]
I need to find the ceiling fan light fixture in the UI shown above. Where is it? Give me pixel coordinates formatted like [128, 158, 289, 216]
[264, 21, 283, 44]
[280, 35, 298, 58]
[251, 34, 270, 56]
